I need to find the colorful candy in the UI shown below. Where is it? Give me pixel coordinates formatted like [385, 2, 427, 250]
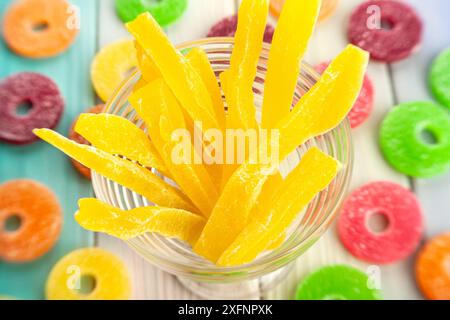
[338, 182, 423, 264]
[0, 180, 62, 263]
[75, 198, 205, 246]
[0, 73, 64, 145]
[217, 148, 340, 266]
[3, 0, 79, 58]
[207, 15, 275, 44]
[316, 62, 374, 129]
[380, 101, 450, 178]
[348, 0, 423, 62]
[91, 40, 138, 102]
[296, 265, 382, 300]
[270, 0, 338, 22]
[33, 129, 198, 213]
[69, 105, 104, 179]
[262, 0, 321, 129]
[416, 234, 450, 300]
[429, 48, 450, 109]
[46, 248, 131, 300]
[116, 0, 187, 26]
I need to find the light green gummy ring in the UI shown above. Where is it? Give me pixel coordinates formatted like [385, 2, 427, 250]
[380, 101, 450, 178]
[429, 48, 450, 108]
[116, 0, 188, 26]
[295, 265, 382, 300]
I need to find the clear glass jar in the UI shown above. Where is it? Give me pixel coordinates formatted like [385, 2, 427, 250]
[92, 38, 353, 299]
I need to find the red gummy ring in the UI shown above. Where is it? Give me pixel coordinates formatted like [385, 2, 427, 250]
[316, 62, 374, 128]
[2, 0, 79, 59]
[207, 15, 275, 44]
[348, 0, 423, 63]
[69, 105, 104, 179]
[0, 73, 64, 145]
[0, 180, 62, 263]
[338, 181, 423, 264]
[416, 233, 450, 300]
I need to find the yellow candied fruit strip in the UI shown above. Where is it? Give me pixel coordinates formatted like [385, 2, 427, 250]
[75, 198, 206, 246]
[186, 47, 226, 130]
[126, 13, 221, 132]
[194, 45, 368, 263]
[33, 129, 198, 213]
[262, 0, 322, 129]
[75, 113, 167, 173]
[129, 80, 219, 217]
[218, 148, 339, 266]
[135, 43, 161, 82]
[225, 0, 269, 131]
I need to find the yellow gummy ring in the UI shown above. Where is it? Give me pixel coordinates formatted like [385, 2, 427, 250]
[91, 39, 138, 102]
[46, 248, 131, 300]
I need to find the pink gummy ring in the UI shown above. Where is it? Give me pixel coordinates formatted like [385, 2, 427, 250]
[348, 0, 423, 62]
[207, 15, 275, 43]
[338, 181, 423, 264]
[316, 62, 374, 128]
[0, 73, 64, 145]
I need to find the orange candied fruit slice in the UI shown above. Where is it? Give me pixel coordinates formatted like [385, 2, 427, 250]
[75, 198, 205, 246]
[33, 129, 197, 213]
[218, 147, 340, 266]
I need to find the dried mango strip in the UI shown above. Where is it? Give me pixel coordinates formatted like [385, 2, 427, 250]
[33, 129, 197, 213]
[135, 43, 161, 82]
[127, 13, 221, 132]
[75, 198, 205, 246]
[262, 0, 321, 129]
[194, 45, 368, 263]
[218, 148, 339, 266]
[75, 113, 167, 173]
[129, 80, 219, 217]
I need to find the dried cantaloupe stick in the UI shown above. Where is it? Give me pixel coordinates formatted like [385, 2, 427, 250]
[33, 129, 197, 213]
[75, 113, 167, 173]
[129, 80, 219, 217]
[127, 13, 221, 132]
[75, 198, 205, 246]
[261, 0, 321, 129]
[218, 147, 339, 266]
[194, 45, 368, 263]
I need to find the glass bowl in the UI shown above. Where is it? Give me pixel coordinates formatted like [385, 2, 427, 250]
[92, 38, 353, 299]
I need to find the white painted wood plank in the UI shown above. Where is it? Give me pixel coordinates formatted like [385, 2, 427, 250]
[266, 0, 420, 300]
[97, 0, 237, 300]
[391, 0, 450, 236]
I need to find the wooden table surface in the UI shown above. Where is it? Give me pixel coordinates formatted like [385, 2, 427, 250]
[1, 0, 449, 300]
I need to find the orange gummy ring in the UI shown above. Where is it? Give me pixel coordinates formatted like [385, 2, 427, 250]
[2, 0, 79, 58]
[416, 233, 450, 300]
[0, 180, 62, 263]
[270, 0, 338, 22]
[69, 105, 104, 179]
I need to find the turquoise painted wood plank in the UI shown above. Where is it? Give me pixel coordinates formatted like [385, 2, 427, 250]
[391, 0, 450, 236]
[0, 0, 98, 299]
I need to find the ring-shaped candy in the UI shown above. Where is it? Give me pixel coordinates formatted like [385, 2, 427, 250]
[2, 0, 79, 58]
[46, 248, 131, 300]
[270, 0, 338, 22]
[69, 105, 104, 179]
[416, 234, 450, 300]
[115, 0, 188, 26]
[91, 40, 138, 102]
[338, 181, 423, 264]
[0, 72, 65, 145]
[296, 265, 382, 300]
[348, 0, 423, 62]
[380, 101, 450, 178]
[0, 180, 62, 263]
[429, 48, 450, 109]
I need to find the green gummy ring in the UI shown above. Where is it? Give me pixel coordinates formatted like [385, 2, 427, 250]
[429, 48, 450, 108]
[116, 0, 188, 26]
[380, 101, 450, 178]
[295, 265, 382, 300]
